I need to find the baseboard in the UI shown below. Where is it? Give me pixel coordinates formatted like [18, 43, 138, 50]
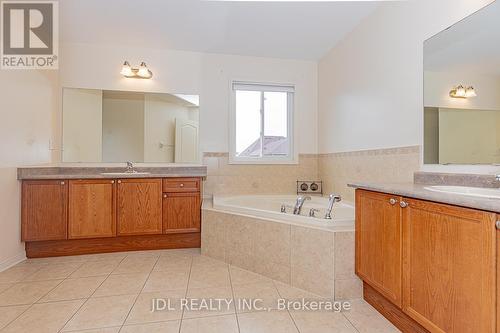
[0, 251, 27, 272]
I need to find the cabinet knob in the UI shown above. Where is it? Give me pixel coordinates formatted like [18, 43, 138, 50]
[60, 181, 65, 185]
[389, 198, 398, 205]
[180, 183, 184, 187]
[400, 201, 409, 208]
[111, 180, 115, 184]
[163, 194, 167, 198]
[496, 221, 500, 230]
[117, 180, 121, 184]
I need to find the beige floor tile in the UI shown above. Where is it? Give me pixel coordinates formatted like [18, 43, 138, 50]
[342, 299, 400, 333]
[93, 273, 149, 297]
[0, 305, 30, 329]
[143, 271, 190, 293]
[121, 320, 180, 333]
[274, 281, 326, 300]
[23, 263, 83, 281]
[111, 257, 158, 274]
[191, 255, 228, 270]
[290, 311, 357, 333]
[0, 279, 62, 306]
[238, 311, 299, 333]
[26, 255, 90, 264]
[125, 290, 185, 325]
[0, 265, 42, 283]
[0, 283, 13, 293]
[62, 294, 136, 331]
[181, 314, 239, 333]
[84, 252, 128, 262]
[229, 266, 272, 286]
[184, 286, 234, 318]
[160, 248, 200, 257]
[2, 299, 84, 333]
[189, 264, 230, 289]
[153, 256, 192, 272]
[66, 327, 121, 333]
[232, 280, 281, 313]
[125, 250, 163, 259]
[70, 260, 121, 278]
[39, 276, 107, 302]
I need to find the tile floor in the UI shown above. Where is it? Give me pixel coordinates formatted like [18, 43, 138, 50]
[0, 249, 400, 333]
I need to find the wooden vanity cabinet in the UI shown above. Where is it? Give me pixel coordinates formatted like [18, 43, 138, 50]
[355, 189, 497, 333]
[163, 192, 201, 234]
[22, 180, 68, 241]
[117, 178, 163, 236]
[402, 198, 496, 333]
[355, 190, 403, 306]
[68, 179, 116, 239]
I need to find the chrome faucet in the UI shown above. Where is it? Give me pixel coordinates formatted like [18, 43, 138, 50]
[125, 161, 134, 173]
[496, 174, 500, 182]
[293, 196, 311, 215]
[325, 194, 342, 219]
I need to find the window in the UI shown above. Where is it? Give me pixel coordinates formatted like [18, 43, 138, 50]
[230, 82, 295, 164]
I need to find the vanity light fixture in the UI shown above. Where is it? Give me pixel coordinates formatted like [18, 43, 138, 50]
[450, 85, 476, 99]
[120, 61, 153, 79]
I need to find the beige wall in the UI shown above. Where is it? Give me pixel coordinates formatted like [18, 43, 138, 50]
[439, 108, 500, 164]
[0, 70, 59, 269]
[62, 88, 102, 162]
[144, 95, 198, 163]
[102, 94, 145, 162]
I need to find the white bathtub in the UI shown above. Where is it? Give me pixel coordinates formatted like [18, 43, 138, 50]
[212, 195, 355, 231]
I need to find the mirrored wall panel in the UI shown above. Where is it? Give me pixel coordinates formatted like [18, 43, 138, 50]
[62, 88, 200, 163]
[423, 1, 500, 164]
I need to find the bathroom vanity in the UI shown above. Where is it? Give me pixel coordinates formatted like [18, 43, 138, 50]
[351, 182, 500, 333]
[18, 166, 206, 258]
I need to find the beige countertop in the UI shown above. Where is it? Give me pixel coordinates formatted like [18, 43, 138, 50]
[17, 165, 207, 180]
[349, 182, 500, 213]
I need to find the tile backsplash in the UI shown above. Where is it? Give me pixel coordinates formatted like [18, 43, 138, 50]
[202, 153, 318, 197]
[318, 146, 421, 202]
[203, 146, 421, 202]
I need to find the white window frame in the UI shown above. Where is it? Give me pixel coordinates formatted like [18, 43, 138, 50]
[229, 81, 297, 164]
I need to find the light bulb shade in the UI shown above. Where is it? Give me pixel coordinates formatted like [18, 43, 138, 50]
[465, 86, 477, 98]
[137, 62, 151, 78]
[120, 61, 133, 76]
[455, 85, 466, 97]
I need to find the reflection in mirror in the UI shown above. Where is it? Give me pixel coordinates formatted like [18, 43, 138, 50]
[62, 89, 200, 163]
[423, 1, 500, 164]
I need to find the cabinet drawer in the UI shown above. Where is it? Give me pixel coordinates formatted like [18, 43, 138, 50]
[163, 178, 200, 193]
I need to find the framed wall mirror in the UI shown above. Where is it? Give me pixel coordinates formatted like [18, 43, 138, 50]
[423, 1, 500, 165]
[62, 88, 200, 163]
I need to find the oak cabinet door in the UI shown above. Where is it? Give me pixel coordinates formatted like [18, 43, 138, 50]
[117, 179, 162, 235]
[402, 198, 496, 333]
[163, 192, 201, 234]
[355, 189, 402, 307]
[22, 180, 68, 241]
[68, 180, 116, 239]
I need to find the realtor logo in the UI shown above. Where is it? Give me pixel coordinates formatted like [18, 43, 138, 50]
[1, 1, 58, 69]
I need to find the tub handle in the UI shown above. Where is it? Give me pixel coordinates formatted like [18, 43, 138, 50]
[309, 208, 320, 218]
[280, 204, 293, 213]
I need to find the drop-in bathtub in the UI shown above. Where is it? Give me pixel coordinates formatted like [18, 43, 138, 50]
[202, 194, 360, 299]
[212, 194, 355, 231]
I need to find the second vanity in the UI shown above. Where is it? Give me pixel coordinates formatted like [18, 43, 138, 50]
[17, 166, 207, 258]
[350, 175, 500, 333]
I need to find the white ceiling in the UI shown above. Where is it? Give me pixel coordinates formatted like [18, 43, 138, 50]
[424, 0, 500, 77]
[60, 0, 378, 60]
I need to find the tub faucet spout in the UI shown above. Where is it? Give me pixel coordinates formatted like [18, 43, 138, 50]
[293, 196, 311, 215]
[325, 194, 341, 219]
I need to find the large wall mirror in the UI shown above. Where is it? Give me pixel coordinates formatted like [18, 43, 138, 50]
[423, 1, 500, 164]
[62, 88, 200, 163]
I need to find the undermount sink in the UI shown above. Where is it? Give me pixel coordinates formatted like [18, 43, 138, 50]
[424, 186, 500, 199]
[100, 172, 151, 176]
